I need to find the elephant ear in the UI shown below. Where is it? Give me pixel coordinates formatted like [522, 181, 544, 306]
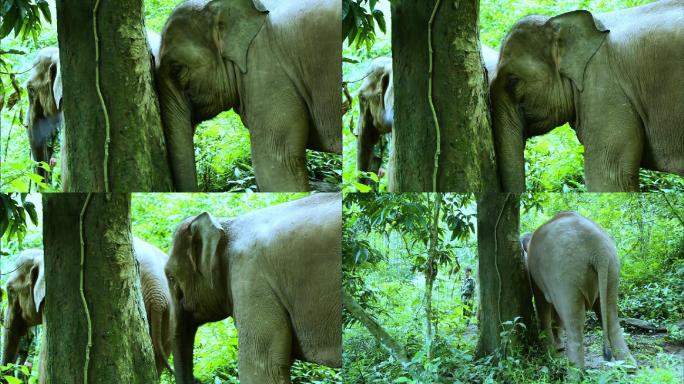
[189, 212, 225, 288]
[30, 256, 45, 313]
[50, 58, 62, 110]
[545, 10, 609, 92]
[520, 233, 533, 255]
[209, 0, 269, 73]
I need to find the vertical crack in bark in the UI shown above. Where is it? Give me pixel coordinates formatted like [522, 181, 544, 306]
[79, 193, 93, 382]
[493, 192, 511, 351]
[93, 0, 111, 193]
[428, 0, 442, 191]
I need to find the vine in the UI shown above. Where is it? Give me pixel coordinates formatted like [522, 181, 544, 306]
[93, 0, 111, 193]
[79, 193, 93, 382]
[428, 0, 442, 191]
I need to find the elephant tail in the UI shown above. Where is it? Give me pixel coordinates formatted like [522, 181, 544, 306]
[150, 308, 174, 376]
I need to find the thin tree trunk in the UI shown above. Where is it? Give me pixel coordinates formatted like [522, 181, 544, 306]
[43, 193, 157, 382]
[342, 290, 410, 365]
[56, 0, 172, 192]
[476, 192, 534, 358]
[424, 193, 442, 358]
[390, 0, 498, 192]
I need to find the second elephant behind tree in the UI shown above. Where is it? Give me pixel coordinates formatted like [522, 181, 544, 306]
[1, 239, 173, 378]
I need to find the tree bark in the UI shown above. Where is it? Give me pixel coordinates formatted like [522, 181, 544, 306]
[390, 0, 498, 192]
[56, 0, 172, 192]
[476, 192, 535, 358]
[342, 290, 410, 365]
[42, 193, 157, 382]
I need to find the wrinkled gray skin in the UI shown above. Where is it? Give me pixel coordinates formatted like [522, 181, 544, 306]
[1, 240, 173, 378]
[24, 48, 62, 186]
[491, 0, 684, 192]
[356, 46, 498, 191]
[166, 193, 342, 384]
[521, 212, 636, 369]
[157, 0, 342, 192]
[25, 31, 161, 191]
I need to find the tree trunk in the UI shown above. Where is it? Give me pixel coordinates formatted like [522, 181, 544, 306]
[390, 0, 498, 192]
[56, 1, 172, 192]
[342, 290, 410, 365]
[476, 193, 535, 358]
[42, 193, 157, 382]
[424, 193, 442, 358]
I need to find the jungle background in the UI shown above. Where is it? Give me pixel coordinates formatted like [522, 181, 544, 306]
[343, 192, 684, 383]
[0, 192, 340, 383]
[341, 0, 684, 192]
[0, 0, 341, 192]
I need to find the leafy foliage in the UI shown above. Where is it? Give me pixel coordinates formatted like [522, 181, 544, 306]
[0, 193, 38, 253]
[342, 0, 386, 49]
[0, 0, 50, 42]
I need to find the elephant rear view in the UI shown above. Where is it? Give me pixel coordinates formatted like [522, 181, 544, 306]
[157, 0, 342, 192]
[165, 193, 342, 384]
[524, 212, 635, 369]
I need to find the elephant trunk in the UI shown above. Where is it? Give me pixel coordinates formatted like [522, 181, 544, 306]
[1, 308, 27, 366]
[27, 115, 61, 185]
[159, 78, 198, 192]
[491, 78, 526, 192]
[172, 309, 198, 384]
[356, 118, 381, 186]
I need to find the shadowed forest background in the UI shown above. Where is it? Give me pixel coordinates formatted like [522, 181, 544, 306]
[343, 192, 683, 383]
[341, 0, 684, 192]
[0, 0, 341, 192]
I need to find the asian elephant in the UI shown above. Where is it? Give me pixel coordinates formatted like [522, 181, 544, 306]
[521, 212, 636, 369]
[25, 48, 62, 186]
[165, 193, 342, 384]
[24, 31, 161, 191]
[491, 0, 684, 192]
[1, 239, 173, 377]
[356, 46, 499, 191]
[156, 0, 342, 192]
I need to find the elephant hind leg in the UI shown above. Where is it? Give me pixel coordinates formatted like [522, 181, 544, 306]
[556, 296, 586, 369]
[592, 299, 611, 361]
[600, 264, 636, 366]
[150, 309, 172, 376]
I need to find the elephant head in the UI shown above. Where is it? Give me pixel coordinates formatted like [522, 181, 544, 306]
[1, 250, 44, 366]
[157, 0, 269, 191]
[165, 212, 231, 383]
[24, 48, 62, 185]
[490, 11, 608, 191]
[356, 57, 393, 185]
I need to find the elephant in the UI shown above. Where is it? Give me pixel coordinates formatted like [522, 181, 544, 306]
[1, 239, 173, 378]
[521, 212, 636, 369]
[24, 48, 63, 186]
[156, 0, 342, 192]
[165, 193, 342, 384]
[24, 31, 162, 191]
[491, 0, 684, 192]
[356, 45, 499, 191]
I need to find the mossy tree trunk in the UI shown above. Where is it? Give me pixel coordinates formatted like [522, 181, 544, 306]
[56, 0, 172, 192]
[42, 193, 157, 382]
[476, 193, 535, 357]
[390, 0, 498, 192]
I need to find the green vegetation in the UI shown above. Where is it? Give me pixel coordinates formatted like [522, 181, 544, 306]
[344, 192, 684, 383]
[0, 0, 340, 192]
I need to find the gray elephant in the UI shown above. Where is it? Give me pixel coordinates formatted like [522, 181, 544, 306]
[156, 0, 342, 192]
[165, 193, 342, 384]
[521, 212, 636, 369]
[356, 46, 498, 191]
[1, 239, 173, 377]
[24, 31, 161, 191]
[24, 48, 63, 186]
[491, 0, 684, 192]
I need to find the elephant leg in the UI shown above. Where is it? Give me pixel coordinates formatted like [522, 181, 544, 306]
[249, 114, 310, 192]
[236, 302, 293, 384]
[582, 104, 643, 192]
[602, 265, 635, 366]
[592, 299, 611, 361]
[555, 297, 586, 369]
